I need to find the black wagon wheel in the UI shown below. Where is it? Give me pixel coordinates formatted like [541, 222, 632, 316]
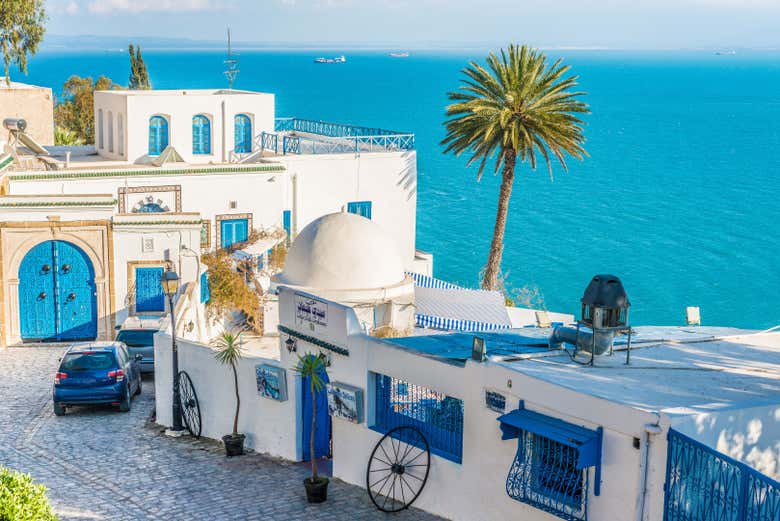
[177, 371, 201, 438]
[366, 426, 430, 513]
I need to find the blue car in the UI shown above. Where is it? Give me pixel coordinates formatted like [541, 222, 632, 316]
[53, 342, 143, 416]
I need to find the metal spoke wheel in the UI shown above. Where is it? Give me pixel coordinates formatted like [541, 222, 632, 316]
[177, 371, 201, 438]
[366, 426, 430, 512]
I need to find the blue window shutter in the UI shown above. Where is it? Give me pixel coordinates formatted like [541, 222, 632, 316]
[234, 115, 252, 154]
[149, 116, 169, 156]
[347, 201, 372, 219]
[200, 272, 210, 304]
[220, 218, 249, 248]
[283, 210, 291, 237]
[192, 115, 211, 155]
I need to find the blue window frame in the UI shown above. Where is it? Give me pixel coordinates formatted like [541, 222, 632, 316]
[148, 116, 169, 156]
[347, 201, 372, 219]
[234, 114, 252, 154]
[372, 373, 463, 463]
[220, 218, 249, 248]
[282, 210, 292, 238]
[192, 115, 211, 155]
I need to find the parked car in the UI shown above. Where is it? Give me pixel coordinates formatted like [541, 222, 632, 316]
[116, 328, 158, 373]
[52, 342, 143, 416]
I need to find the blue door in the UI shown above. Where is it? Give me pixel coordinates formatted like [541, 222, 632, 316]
[302, 357, 331, 461]
[19, 241, 97, 342]
[220, 218, 249, 248]
[135, 267, 165, 312]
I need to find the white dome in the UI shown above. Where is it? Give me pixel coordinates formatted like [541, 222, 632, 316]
[276, 212, 405, 290]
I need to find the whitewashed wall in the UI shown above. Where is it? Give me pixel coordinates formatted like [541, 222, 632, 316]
[94, 90, 275, 164]
[156, 287, 682, 521]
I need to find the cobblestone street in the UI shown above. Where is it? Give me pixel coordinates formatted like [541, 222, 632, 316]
[0, 347, 442, 520]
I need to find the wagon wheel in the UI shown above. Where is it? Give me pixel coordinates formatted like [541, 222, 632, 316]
[366, 426, 430, 512]
[177, 371, 201, 438]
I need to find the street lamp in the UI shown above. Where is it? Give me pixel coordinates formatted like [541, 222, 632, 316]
[162, 268, 183, 434]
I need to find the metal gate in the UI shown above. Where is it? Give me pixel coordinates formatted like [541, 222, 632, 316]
[664, 429, 780, 521]
[18, 241, 97, 342]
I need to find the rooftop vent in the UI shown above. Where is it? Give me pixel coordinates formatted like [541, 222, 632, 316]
[550, 274, 633, 363]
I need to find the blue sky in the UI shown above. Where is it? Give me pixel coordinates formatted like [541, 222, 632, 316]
[45, 0, 780, 49]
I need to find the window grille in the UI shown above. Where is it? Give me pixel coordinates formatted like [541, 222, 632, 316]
[347, 201, 372, 219]
[507, 431, 589, 521]
[200, 272, 210, 304]
[372, 373, 463, 463]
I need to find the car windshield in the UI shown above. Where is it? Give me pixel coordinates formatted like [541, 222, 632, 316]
[116, 330, 156, 347]
[60, 352, 116, 371]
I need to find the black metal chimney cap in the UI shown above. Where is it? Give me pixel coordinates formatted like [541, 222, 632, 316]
[581, 274, 630, 308]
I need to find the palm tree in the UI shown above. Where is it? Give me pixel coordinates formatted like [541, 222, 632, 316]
[293, 353, 328, 484]
[213, 330, 244, 436]
[442, 44, 589, 290]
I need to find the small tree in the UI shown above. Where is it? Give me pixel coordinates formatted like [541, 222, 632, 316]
[128, 44, 151, 90]
[293, 353, 328, 484]
[0, 1, 46, 85]
[54, 75, 121, 143]
[0, 466, 56, 521]
[212, 330, 244, 436]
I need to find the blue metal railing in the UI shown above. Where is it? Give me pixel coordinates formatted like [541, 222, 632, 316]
[371, 373, 463, 464]
[664, 429, 780, 521]
[258, 118, 415, 155]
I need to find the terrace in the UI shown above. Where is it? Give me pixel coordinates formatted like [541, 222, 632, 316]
[256, 117, 415, 156]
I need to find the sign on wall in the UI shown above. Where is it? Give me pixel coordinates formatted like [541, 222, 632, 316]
[295, 294, 328, 332]
[485, 390, 506, 413]
[255, 364, 288, 402]
[327, 382, 364, 424]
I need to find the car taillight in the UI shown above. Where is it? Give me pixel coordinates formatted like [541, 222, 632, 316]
[108, 369, 125, 382]
[55, 372, 67, 384]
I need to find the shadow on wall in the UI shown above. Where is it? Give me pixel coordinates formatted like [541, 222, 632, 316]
[397, 151, 417, 203]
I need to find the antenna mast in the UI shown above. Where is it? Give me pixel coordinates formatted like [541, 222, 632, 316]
[224, 28, 240, 90]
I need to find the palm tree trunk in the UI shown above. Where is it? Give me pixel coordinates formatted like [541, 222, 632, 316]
[482, 149, 517, 290]
[310, 376, 318, 480]
[231, 360, 240, 435]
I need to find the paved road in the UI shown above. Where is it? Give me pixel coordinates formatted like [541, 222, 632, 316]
[0, 347, 442, 520]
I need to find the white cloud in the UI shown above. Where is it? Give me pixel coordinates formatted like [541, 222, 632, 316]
[86, 0, 228, 14]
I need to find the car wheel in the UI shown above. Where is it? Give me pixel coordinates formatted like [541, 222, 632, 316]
[119, 386, 132, 412]
[134, 376, 142, 396]
[53, 403, 66, 416]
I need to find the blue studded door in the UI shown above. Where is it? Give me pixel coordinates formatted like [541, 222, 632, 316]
[18, 241, 97, 342]
[135, 267, 165, 313]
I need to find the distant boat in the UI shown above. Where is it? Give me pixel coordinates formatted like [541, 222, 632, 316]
[715, 50, 736, 55]
[389, 52, 410, 58]
[314, 55, 346, 64]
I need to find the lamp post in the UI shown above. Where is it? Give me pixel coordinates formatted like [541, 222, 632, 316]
[162, 268, 183, 433]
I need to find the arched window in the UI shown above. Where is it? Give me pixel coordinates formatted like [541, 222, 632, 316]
[148, 116, 169, 156]
[234, 114, 252, 154]
[97, 109, 104, 149]
[108, 111, 114, 153]
[192, 114, 211, 155]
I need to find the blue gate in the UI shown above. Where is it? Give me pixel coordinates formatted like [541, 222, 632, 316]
[301, 357, 330, 461]
[664, 429, 780, 521]
[19, 241, 97, 342]
[135, 267, 165, 312]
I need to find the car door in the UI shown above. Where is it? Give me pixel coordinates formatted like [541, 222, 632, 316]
[118, 345, 136, 393]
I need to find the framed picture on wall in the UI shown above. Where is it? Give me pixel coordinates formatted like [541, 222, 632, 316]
[327, 381, 364, 424]
[255, 364, 288, 402]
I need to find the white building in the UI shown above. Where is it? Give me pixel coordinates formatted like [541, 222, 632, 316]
[155, 214, 780, 521]
[0, 85, 427, 346]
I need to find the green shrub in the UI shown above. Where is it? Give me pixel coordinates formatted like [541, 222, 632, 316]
[0, 466, 57, 521]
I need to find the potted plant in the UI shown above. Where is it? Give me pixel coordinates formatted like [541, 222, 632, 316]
[293, 353, 329, 503]
[213, 330, 245, 456]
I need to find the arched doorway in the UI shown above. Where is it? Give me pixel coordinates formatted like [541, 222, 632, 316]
[301, 355, 331, 462]
[18, 241, 98, 342]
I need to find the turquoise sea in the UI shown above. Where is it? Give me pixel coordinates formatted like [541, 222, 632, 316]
[21, 49, 780, 328]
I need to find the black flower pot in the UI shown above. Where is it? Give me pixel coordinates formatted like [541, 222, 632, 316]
[222, 433, 245, 457]
[304, 476, 329, 503]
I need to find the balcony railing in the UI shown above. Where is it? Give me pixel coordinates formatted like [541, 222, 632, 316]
[259, 117, 415, 156]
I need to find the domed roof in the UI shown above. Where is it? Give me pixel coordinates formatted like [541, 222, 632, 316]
[276, 212, 405, 290]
